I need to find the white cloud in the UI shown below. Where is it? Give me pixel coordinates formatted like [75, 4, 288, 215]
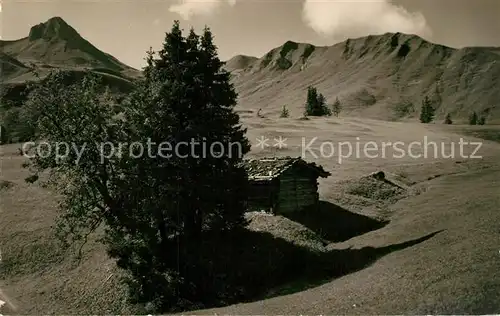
[302, 0, 431, 39]
[169, 0, 236, 20]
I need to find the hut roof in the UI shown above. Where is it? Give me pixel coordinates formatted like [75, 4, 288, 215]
[241, 156, 331, 181]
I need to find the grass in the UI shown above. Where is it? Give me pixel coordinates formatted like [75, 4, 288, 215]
[191, 165, 500, 315]
[0, 180, 14, 190]
[264, 230, 443, 298]
[344, 176, 407, 202]
[3, 15, 499, 314]
[176, 207, 436, 311]
[0, 233, 65, 277]
[2, 116, 500, 314]
[458, 126, 500, 143]
[281, 201, 388, 243]
[0, 138, 427, 313]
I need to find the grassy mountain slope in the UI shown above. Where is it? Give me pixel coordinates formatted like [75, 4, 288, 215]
[1, 17, 138, 76]
[2, 119, 500, 314]
[0, 52, 30, 80]
[227, 33, 500, 122]
[0, 17, 140, 104]
[2, 18, 499, 123]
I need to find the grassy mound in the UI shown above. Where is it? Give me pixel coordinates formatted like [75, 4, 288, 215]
[246, 211, 327, 250]
[344, 173, 407, 202]
[329, 171, 410, 220]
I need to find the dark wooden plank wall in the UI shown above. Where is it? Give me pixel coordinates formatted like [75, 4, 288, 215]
[246, 179, 279, 212]
[246, 166, 320, 214]
[277, 166, 318, 214]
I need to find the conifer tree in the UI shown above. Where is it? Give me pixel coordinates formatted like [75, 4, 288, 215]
[0, 124, 7, 144]
[305, 86, 330, 116]
[332, 97, 342, 117]
[118, 22, 251, 306]
[280, 105, 289, 118]
[305, 86, 318, 116]
[469, 111, 478, 125]
[419, 96, 435, 123]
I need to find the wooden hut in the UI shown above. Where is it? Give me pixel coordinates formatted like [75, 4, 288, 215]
[242, 156, 331, 214]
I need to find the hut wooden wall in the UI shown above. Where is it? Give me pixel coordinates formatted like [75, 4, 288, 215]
[246, 179, 279, 212]
[277, 167, 319, 214]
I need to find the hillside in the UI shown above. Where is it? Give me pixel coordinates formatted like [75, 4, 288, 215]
[0, 17, 139, 77]
[2, 18, 499, 123]
[0, 53, 30, 79]
[2, 118, 500, 314]
[226, 33, 500, 122]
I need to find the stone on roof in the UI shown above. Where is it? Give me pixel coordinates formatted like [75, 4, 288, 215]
[241, 156, 330, 181]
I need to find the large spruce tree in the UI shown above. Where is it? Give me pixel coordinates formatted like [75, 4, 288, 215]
[114, 21, 251, 308]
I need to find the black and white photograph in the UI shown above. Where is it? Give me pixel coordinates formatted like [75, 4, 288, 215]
[1, 0, 499, 314]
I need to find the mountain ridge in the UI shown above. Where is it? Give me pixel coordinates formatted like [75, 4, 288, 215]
[28, 16, 81, 42]
[1, 17, 499, 122]
[0, 16, 140, 83]
[0, 17, 141, 107]
[226, 32, 500, 122]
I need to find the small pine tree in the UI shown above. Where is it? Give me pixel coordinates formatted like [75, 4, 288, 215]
[478, 116, 486, 125]
[280, 105, 289, 118]
[444, 113, 453, 124]
[0, 124, 7, 144]
[332, 97, 341, 117]
[469, 111, 478, 125]
[419, 96, 435, 123]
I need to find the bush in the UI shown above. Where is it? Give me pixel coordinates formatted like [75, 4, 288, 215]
[444, 113, 453, 124]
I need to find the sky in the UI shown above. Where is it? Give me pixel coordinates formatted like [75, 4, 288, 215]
[2, 0, 500, 69]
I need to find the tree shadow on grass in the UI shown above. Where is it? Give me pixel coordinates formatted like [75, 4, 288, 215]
[282, 201, 389, 243]
[192, 228, 443, 310]
[269, 229, 444, 298]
